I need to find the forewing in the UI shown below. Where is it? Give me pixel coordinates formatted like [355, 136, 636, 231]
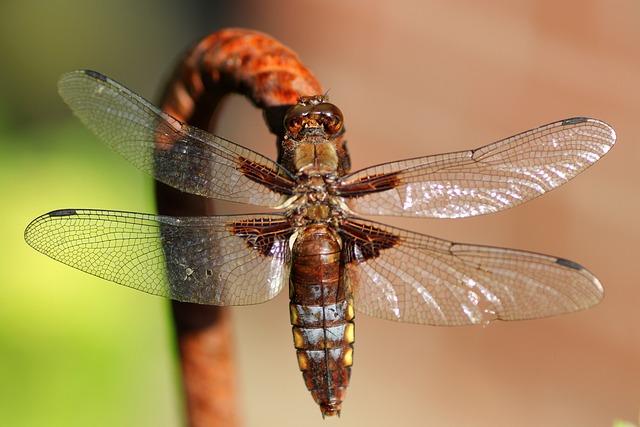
[24, 209, 293, 305]
[340, 218, 603, 325]
[338, 118, 615, 218]
[58, 70, 294, 207]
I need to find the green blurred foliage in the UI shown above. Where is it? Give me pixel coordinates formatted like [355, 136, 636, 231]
[0, 113, 181, 426]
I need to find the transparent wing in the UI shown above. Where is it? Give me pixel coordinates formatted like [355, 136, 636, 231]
[337, 118, 615, 218]
[340, 218, 603, 325]
[24, 209, 293, 305]
[58, 70, 294, 207]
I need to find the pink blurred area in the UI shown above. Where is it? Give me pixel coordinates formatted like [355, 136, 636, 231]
[205, 1, 639, 426]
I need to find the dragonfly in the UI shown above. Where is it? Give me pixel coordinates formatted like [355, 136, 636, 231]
[25, 70, 615, 417]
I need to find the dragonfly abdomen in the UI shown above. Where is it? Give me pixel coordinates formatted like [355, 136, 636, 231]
[289, 224, 354, 417]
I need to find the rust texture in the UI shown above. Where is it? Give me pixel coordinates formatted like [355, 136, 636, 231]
[289, 224, 354, 417]
[156, 28, 324, 426]
[160, 28, 323, 153]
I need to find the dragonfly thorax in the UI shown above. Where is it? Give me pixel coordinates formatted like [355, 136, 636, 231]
[281, 173, 345, 227]
[287, 190, 346, 228]
[292, 142, 339, 175]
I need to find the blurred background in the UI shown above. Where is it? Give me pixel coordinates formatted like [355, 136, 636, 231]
[1, 1, 638, 426]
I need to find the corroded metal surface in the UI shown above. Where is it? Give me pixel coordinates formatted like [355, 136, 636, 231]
[160, 28, 323, 138]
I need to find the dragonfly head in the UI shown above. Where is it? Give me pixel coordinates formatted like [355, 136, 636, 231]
[281, 96, 351, 176]
[284, 95, 344, 141]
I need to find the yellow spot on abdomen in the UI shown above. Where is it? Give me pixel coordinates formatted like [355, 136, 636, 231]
[346, 299, 355, 321]
[289, 304, 299, 325]
[343, 347, 353, 367]
[297, 351, 309, 370]
[344, 322, 355, 344]
[292, 327, 304, 349]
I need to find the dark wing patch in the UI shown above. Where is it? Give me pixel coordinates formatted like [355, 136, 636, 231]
[228, 217, 295, 256]
[339, 219, 400, 263]
[236, 156, 294, 196]
[335, 172, 402, 197]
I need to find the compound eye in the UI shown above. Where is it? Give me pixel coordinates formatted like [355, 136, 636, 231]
[285, 115, 303, 135]
[284, 105, 307, 136]
[316, 103, 344, 136]
[322, 114, 343, 135]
